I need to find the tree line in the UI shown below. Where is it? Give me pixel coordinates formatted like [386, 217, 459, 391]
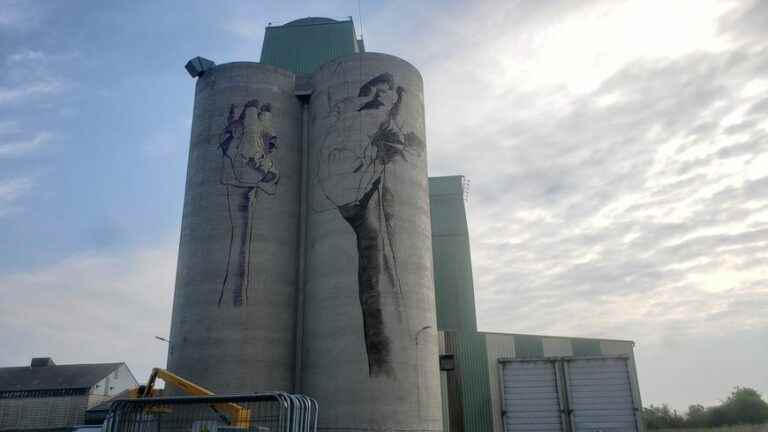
[644, 387, 768, 429]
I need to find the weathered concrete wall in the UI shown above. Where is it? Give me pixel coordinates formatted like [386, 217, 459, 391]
[0, 395, 88, 430]
[303, 53, 442, 431]
[167, 62, 302, 393]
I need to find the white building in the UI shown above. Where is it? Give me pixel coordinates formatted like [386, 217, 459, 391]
[0, 358, 137, 431]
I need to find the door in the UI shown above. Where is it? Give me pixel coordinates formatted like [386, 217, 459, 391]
[500, 360, 565, 432]
[564, 357, 639, 432]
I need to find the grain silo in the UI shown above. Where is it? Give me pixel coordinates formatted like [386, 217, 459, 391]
[167, 61, 302, 393]
[168, 17, 443, 432]
[302, 53, 442, 431]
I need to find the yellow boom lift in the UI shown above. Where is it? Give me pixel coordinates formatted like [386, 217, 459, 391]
[133, 368, 251, 429]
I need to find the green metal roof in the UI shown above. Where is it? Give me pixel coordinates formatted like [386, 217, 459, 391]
[260, 17, 364, 74]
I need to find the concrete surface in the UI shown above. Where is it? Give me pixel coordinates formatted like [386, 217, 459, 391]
[168, 62, 301, 394]
[303, 52, 442, 432]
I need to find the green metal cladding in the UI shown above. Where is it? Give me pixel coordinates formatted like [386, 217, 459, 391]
[572, 338, 603, 356]
[429, 176, 494, 432]
[514, 334, 545, 358]
[260, 17, 363, 74]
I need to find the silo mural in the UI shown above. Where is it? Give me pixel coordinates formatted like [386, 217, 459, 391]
[313, 71, 425, 377]
[168, 62, 301, 394]
[304, 53, 442, 431]
[171, 51, 442, 431]
[217, 99, 280, 307]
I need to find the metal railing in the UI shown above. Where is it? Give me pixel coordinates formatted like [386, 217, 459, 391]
[105, 393, 318, 432]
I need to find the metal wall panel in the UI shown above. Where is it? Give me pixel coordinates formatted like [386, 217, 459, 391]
[542, 338, 573, 357]
[500, 360, 564, 432]
[260, 18, 361, 74]
[565, 358, 639, 432]
[486, 334, 517, 432]
[600, 341, 644, 417]
[429, 176, 478, 333]
[571, 339, 602, 357]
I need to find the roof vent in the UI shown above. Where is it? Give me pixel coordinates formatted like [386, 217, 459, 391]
[30, 357, 56, 367]
[185, 56, 216, 78]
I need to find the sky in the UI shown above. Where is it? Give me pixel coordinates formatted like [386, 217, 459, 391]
[1, 0, 766, 412]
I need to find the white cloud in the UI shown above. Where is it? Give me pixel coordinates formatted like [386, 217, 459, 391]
[7, 50, 46, 63]
[386, 0, 768, 409]
[0, 48, 74, 106]
[492, 0, 735, 93]
[1, 0, 765, 412]
[0, 238, 178, 382]
[0, 81, 62, 105]
[0, 132, 53, 157]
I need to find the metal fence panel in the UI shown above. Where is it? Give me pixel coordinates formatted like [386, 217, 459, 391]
[105, 393, 318, 432]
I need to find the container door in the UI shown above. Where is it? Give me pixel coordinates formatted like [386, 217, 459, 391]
[565, 357, 639, 432]
[500, 360, 565, 432]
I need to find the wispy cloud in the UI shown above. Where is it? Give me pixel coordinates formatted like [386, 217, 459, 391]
[397, 0, 768, 409]
[0, 239, 177, 378]
[0, 47, 75, 106]
[0, 132, 53, 157]
[0, 81, 62, 105]
[0, 0, 764, 412]
[458, 7, 768, 348]
[6, 50, 46, 63]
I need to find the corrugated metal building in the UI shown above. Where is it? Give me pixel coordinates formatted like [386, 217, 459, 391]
[260, 17, 364, 74]
[429, 177, 644, 432]
[0, 358, 137, 431]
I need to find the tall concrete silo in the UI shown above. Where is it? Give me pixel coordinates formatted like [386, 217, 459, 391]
[167, 62, 301, 393]
[302, 53, 443, 431]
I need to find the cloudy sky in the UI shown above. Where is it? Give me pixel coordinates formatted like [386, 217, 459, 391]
[1, 0, 766, 412]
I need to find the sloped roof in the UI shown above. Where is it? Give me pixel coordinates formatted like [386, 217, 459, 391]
[0, 363, 124, 392]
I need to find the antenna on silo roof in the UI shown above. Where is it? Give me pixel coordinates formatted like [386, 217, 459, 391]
[358, 0, 364, 39]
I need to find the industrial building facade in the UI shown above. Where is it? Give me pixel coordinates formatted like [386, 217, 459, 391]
[0, 358, 137, 431]
[429, 176, 643, 432]
[168, 17, 643, 432]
